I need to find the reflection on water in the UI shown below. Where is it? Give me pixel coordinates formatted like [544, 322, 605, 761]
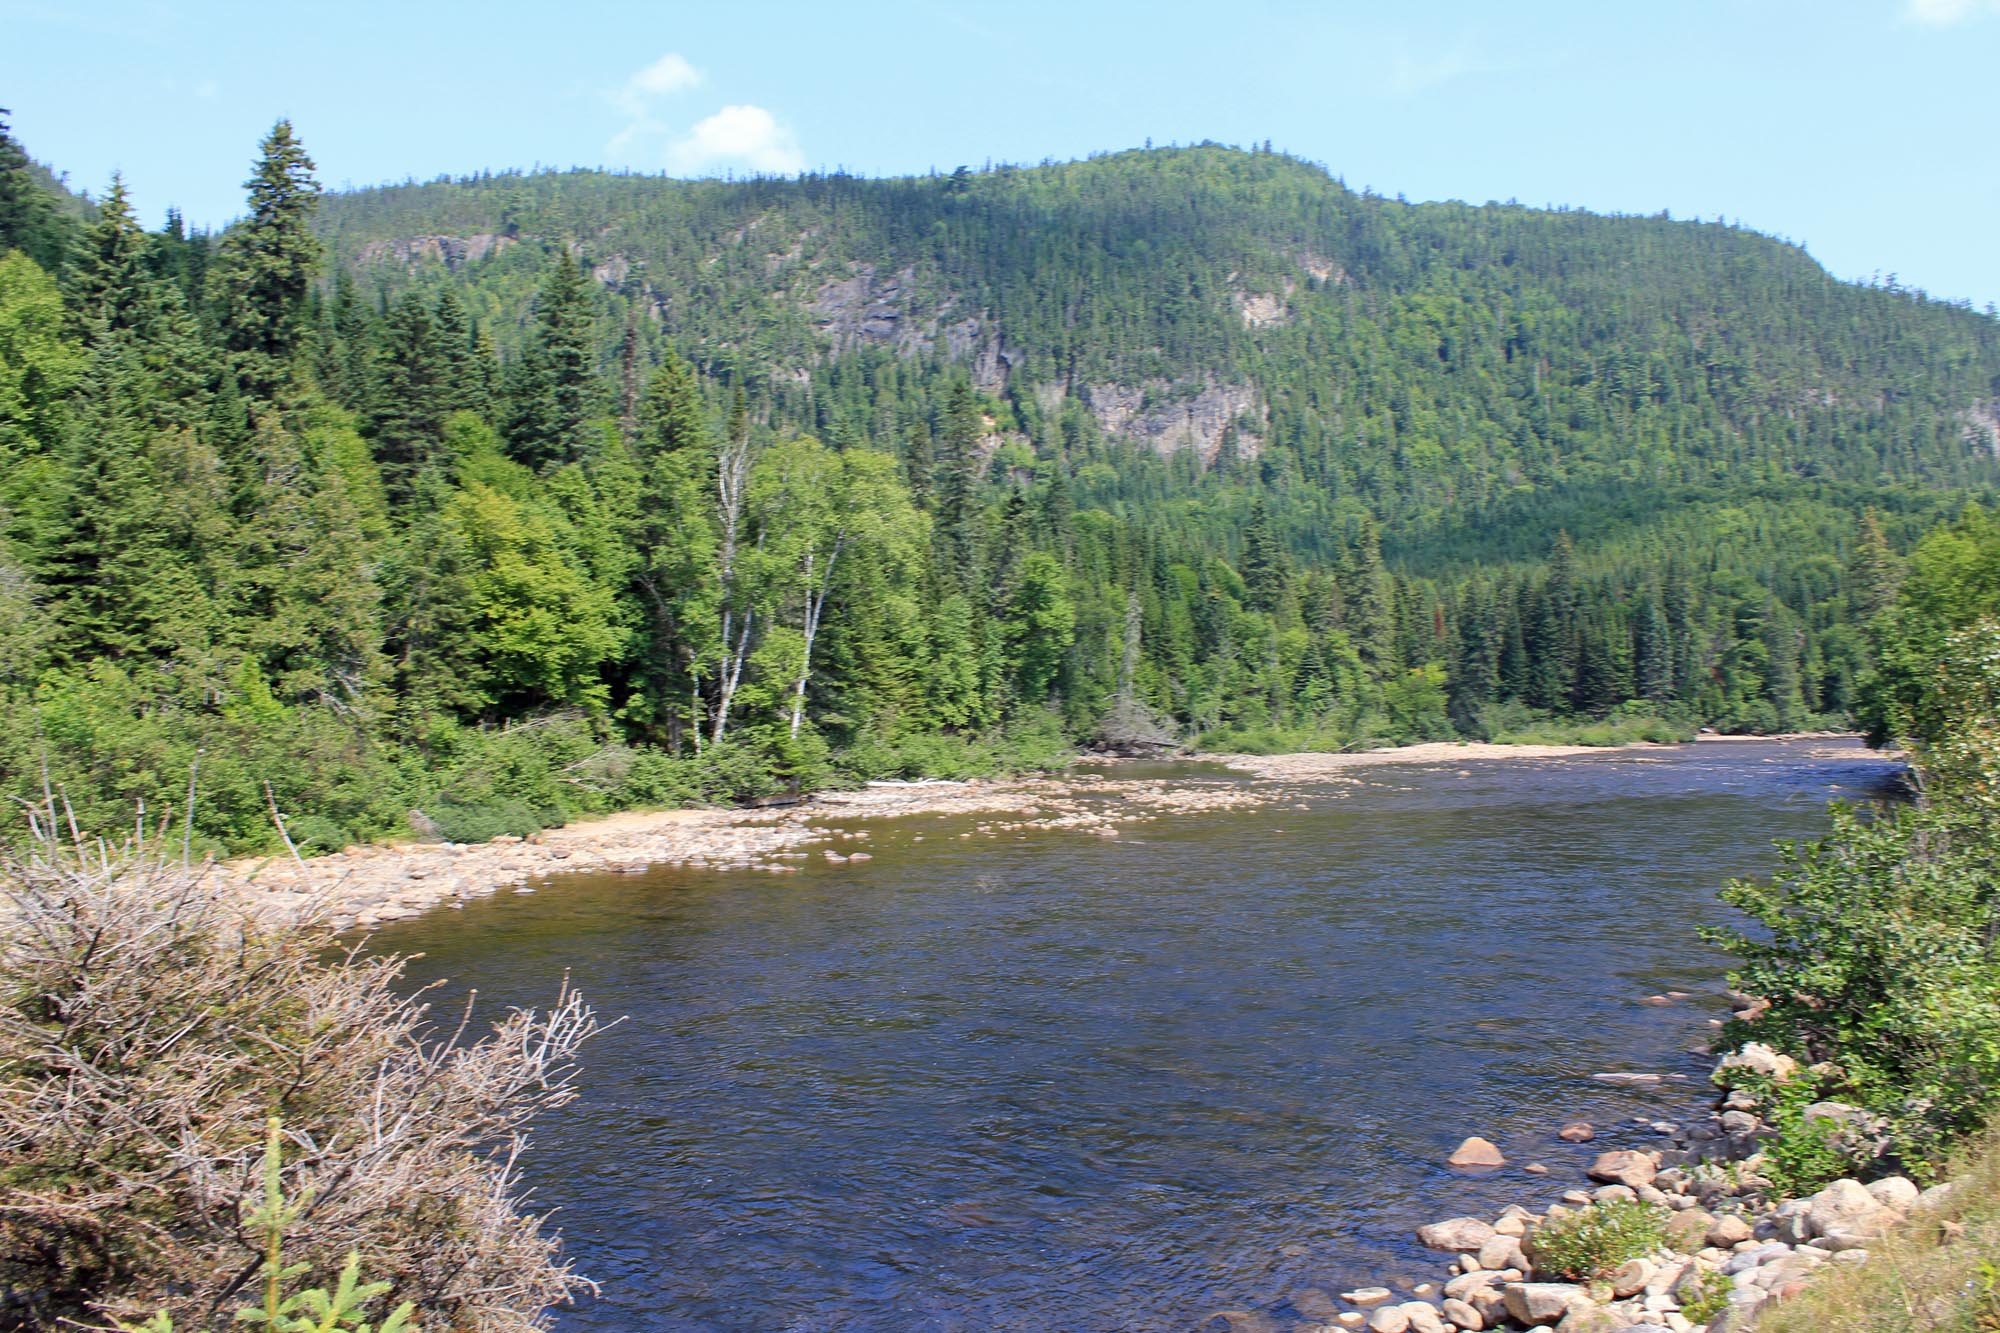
[378, 740, 1900, 1333]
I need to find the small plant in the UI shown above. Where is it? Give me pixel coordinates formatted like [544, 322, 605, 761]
[124, 1119, 417, 1333]
[1528, 1198, 1670, 1281]
[1760, 1076, 1859, 1196]
[1678, 1269, 1731, 1325]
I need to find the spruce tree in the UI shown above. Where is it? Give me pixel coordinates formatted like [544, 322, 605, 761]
[0, 109, 69, 272]
[505, 252, 596, 469]
[212, 121, 322, 394]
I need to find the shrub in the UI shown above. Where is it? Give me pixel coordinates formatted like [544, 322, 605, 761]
[0, 802, 601, 1331]
[1756, 1074, 1867, 1194]
[1527, 1199, 1669, 1282]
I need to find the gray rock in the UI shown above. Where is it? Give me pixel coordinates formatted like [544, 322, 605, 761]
[1503, 1282, 1586, 1327]
[1365, 1307, 1410, 1333]
[1443, 1272, 1503, 1302]
[1399, 1303, 1447, 1333]
[1769, 1198, 1814, 1244]
[1477, 1235, 1529, 1272]
[1806, 1178, 1885, 1240]
[1587, 1150, 1659, 1188]
[1706, 1214, 1754, 1247]
[1866, 1175, 1919, 1212]
[1610, 1258, 1654, 1298]
[1722, 1242, 1791, 1275]
[1914, 1181, 1956, 1212]
[1419, 1218, 1497, 1252]
[1439, 1297, 1484, 1331]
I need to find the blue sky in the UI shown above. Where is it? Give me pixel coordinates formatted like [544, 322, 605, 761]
[6, 0, 1997, 307]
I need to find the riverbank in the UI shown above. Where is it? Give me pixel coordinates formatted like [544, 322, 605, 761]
[211, 736, 1873, 933]
[1365, 1039, 1943, 1333]
[220, 767, 1289, 932]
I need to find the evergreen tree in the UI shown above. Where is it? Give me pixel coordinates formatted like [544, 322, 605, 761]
[505, 251, 596, 469]
[212, 120, 322, 393]
[0, 109, 70, 272]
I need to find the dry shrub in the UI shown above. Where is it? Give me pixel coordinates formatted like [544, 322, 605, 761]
[0, 800, 601, 1332]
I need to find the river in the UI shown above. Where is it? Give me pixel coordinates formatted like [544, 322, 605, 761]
[376, 738, 1901, 1333]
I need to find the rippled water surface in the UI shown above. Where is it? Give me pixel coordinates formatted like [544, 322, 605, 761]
[379, 740, 1900, 1333]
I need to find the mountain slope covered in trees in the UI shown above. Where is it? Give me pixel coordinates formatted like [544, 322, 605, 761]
[2, 120, 1997, 853]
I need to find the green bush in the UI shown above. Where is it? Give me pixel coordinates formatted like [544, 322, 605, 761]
[1527, 1199, 1669, 1282]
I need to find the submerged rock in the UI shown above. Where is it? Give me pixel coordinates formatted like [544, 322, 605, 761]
[1449, 1137, 1507, 1168]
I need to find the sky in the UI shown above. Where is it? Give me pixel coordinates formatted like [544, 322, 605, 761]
[5, 0, 1997, 309]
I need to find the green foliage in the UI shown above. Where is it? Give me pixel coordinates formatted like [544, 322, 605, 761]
[1715, 557, 2000, 1171]
[122, 1119, 418, 1333]
[1527, 1199, 1669, 1282]
[1757, 1074, 1860, 1195]
[3, 123, 1997, 853]
[1677, 1269, 1731, 1325]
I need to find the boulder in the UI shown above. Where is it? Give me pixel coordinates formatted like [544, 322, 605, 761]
[1419, 1218, 1497, 1252]
[1477, 1235, 1529, 1272]
[1342, 1288, 1395, 1309]
[1587, 1150, 1659, 1187]
[1399, 1303, 1448, 1333]
[1769, 1198, 1814, 1245]
[1365, 1307, 1410, 1333]
[1914, 1181, 1956, 1212]
[1467, 1286, 1509, 1325]
[1449, 1137, 1507, 1168]
[1504, 1282, 1587, 1326]
[1592, 1184, 1639, 1204]
[1706, 1214, 1754, 1247]
[1866, 1175, 1920, 1212]
[1665, 1209, 1715, 1250]
[1610, 1258, 1654, 1299]
[1716, 1042, 1798, 1083]
[1439, 1297, 1484, 1331]
[1558, 1121, 1597, 1143]
[1749, 1252, 1823, 1290]
[1443, 1272, 1503, 1302]
[1806, 1178, 1885, 1240]
[1551, 1304, 1609, 1333]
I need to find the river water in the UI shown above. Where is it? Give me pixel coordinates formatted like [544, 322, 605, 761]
[378, 739, 1900, 1333]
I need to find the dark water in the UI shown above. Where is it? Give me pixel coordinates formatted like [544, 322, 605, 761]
[378, 739, 1901, 1333]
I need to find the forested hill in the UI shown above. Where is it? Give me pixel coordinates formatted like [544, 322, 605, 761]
[4, 123, 1999, 855]
[320, 145, 2000, 571]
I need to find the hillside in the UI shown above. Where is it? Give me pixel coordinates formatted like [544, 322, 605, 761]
[320, 146, 2000, 571]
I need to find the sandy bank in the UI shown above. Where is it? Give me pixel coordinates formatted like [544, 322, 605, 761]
[216, 769, 1287, 932]
[210, 735, 1868, 932]
[1203, 739, 1670, 780]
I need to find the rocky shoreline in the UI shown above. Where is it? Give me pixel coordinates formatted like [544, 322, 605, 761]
[1296, 1034, 1933, 1333]
[215, 767, 1292, 933]
[205, 737, 1812, 934]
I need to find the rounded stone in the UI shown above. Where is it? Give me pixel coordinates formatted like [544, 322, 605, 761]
[1449, 1136, 1508, 1168]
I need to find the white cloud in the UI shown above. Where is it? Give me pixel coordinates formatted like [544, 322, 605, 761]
[612, 52, 703, 117]
[1905, 0, 1999, 23]
[664, 105, 804, 176]
[606, 53, 705, 158]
